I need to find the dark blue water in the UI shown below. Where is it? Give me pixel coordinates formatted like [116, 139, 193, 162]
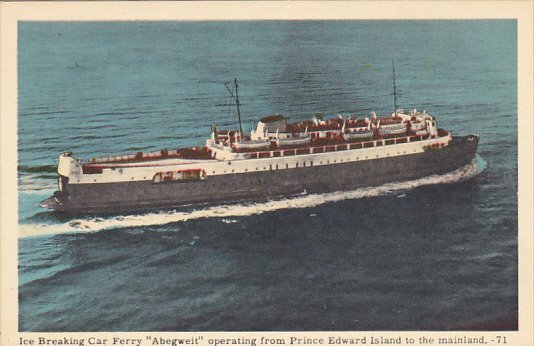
[18, 20, 517, 331]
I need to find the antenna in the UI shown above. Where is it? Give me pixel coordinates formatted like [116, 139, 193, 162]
[224, 79, 244, 136]
[392, 59, 398, 115]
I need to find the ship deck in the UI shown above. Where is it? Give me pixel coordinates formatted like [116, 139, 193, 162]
[86, 147, 214, 165]
[232, 129, 448, 154]
[82, 129, 450, 174]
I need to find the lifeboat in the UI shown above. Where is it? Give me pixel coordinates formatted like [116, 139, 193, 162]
[343, 129, 374, 141]
[342, 118, 373, 141]
[233, 139, 271, 150]
[378, 118, 407, 136]
[277, 134, 311, 147]
[410, 120, 426, 131]
[408, 116, 429, 136]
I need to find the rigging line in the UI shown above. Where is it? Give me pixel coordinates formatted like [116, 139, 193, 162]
[224, 79, 244, 135]
[224, 81, 236, 100]
[226, 91, 232, 119]
[392, 59, 398, 114]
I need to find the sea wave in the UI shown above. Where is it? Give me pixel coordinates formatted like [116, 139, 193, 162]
[18, 175, 57, 194]
[18, 164, 58, 174]
[18, 156, 486, 239]
[18, 176, 57, 192]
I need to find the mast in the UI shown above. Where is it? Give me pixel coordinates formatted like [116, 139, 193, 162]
[392, 59, 398, 115]
[234, 79, 243, 135]
[224, 79, 244, 137]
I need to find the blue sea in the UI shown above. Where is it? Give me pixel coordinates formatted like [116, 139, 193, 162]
[18, 21, 517, 331]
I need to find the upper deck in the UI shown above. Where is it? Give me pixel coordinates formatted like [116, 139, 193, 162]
[81, 109, 442, 171]
[81, 147, 213, 173]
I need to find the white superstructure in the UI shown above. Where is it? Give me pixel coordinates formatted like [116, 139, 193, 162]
[57, 109, 449, 186]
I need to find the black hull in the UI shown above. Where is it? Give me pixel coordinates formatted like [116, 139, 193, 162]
[41, 135, 479, 214]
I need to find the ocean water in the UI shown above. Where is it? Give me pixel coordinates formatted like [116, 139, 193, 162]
[18, 21, 517, 331]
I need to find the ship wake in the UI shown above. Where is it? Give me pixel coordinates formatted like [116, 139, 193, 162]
[19, 156, 486, 238]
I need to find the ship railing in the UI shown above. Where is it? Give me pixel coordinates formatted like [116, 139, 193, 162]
[88, 149, 180, 164]
[246, 132, 448, 159]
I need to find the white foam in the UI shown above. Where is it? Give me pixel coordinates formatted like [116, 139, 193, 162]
[19, 157, 484, 239]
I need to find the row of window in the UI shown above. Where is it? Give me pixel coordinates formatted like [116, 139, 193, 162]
[209, 148, 417, 175]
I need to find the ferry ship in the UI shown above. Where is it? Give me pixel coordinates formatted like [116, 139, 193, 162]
[40, 79, 479, 214]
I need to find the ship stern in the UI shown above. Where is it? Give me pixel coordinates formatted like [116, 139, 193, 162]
[40, 152, 81, 211]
